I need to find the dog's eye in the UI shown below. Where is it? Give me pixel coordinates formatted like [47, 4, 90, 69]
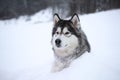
[56, 32, 59, 34]
[65, 32, 70, 36]
[65, 32, 70, 35]
[64, 32, 71, 37]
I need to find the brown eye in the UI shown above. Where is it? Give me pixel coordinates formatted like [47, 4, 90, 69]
[65, 32, 70, 35]
[56, 32, 59, 34]
[64, 32, 71, 37]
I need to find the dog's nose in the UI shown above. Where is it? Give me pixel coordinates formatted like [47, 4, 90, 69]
[55, 39, 61, 47]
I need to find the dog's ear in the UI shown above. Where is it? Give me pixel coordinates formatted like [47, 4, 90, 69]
[85, 39, 91, 53]
[71, 13, 81, 29]
[53, 13, 60, 25]
[80, 34, 91, 54]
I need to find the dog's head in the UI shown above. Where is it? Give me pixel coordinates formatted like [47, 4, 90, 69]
[51, 13, 81, 51]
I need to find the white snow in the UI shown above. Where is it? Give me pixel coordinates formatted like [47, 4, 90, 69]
[0, 9, 120, 80]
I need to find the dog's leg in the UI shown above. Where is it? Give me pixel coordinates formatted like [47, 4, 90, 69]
[51, 59, 71, 72]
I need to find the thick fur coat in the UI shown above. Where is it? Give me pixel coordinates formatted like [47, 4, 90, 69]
[51, 13, 91, 72]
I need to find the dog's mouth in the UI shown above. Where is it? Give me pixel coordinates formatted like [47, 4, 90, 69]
[56, 44, 68, 48]
[56, 44, 61, 48]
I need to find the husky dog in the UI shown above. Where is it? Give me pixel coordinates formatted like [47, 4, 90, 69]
[51, 13, 91, 72]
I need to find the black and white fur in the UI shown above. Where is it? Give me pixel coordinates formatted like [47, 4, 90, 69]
[51, 13, 91, 72]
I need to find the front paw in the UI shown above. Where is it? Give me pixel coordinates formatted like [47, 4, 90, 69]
[51, 61, 64, 72]
[51, 60, 70, 73]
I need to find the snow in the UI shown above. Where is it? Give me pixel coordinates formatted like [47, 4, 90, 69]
[0, 9, 120, 80]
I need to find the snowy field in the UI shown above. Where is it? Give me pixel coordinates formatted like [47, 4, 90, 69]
[0, 9, 120, 80]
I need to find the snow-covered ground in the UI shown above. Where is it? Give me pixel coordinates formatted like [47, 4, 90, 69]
[0, 9, 120, 80]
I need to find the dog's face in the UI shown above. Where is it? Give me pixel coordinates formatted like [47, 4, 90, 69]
[51, 13, 81, 52]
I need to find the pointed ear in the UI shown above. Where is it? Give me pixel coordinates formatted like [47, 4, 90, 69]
[71, 13, 80, 29]
[53, 13, 60, 25]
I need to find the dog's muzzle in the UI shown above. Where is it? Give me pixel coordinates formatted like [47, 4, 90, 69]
[55, 39, 61, 47]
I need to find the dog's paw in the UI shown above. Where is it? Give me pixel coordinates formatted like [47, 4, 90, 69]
[51, 60, 71, 73]
[51, 65, 62, 73]
[51, 61, 64, 72]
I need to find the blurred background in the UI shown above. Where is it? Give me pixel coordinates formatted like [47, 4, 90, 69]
[0, 0, 120, 80]
[0, 0, 120, 20]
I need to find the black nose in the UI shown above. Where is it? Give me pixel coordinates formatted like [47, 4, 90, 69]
[55, 39, 61, 47]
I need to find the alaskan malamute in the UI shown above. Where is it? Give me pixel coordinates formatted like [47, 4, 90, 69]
[51, 13, 91, 72]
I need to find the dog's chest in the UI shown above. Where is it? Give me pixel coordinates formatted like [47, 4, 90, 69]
[54, 47, 76, 58]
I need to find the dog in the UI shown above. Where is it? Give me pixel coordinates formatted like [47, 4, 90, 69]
[51, 13, 91, 72]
